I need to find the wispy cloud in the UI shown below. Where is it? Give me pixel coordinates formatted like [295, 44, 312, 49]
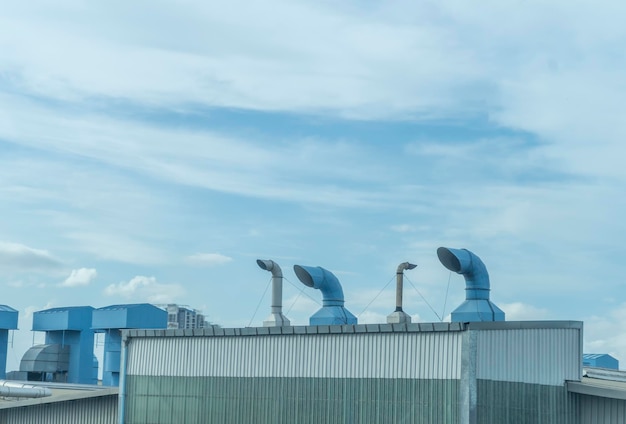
[0, 241, 62, 270]
[186, 253, 233, 267]
[104, 276, 185, 303]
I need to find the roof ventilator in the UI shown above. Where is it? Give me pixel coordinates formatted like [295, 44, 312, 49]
[257, 260, 290, 327]
[437, 247, 505, 322]
[387, 262, 417, 324]
[294, 265, 357, 325]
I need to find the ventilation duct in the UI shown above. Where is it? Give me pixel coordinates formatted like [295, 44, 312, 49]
[437, 247, 505, 322]
[20, 343, 70, 383]
[387, 262, 417, 324]
[294, 265, 357, 325]
[0, 380, 51, 398]
[256, 259, 290, 327]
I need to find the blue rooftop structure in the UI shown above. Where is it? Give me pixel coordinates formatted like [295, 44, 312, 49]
[31, 306, 95, 384]
[437, 247, 505, 322]
[93, 304, 167, 386]
[294, 265, 357, 326]
[583, 353, 619, 370]
[0, 305, 18, 379]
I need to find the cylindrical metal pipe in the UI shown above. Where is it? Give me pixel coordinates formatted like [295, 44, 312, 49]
[257, 259, 290, 327]
[0, 380, 51, 398]
[256, 260, 283, 314]
[395, 262, 417, 312]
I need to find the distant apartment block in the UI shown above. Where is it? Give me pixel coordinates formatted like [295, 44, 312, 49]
[165, 304, 209, 329]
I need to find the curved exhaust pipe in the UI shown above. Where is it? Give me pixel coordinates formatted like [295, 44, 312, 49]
[437, 247, 505, 322]
[294, 265, 357, 325]
[387, 262, 417, 324]
[294, 265, 344, 307]
[256, 259, 290, 327]
[395, 262, 417, 312]
[437, 248, 489, 299]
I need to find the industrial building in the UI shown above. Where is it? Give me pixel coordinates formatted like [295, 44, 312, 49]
[3, 247, 626, 423]
[583, 353, 619, 370]
[120, 320, 582, 423]
[113, 248, 626, 423]
[114, 248, 569, 423]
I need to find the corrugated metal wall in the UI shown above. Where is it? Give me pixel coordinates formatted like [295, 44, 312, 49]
[125, 376, 459, 424]
[476, 328, 581, 385]
[127, 331, 464, 379]
[0, 393, 118, 424]
[121, 322, 585, 423]
[477, 380, 580, 424]
[578, 394, 626, 424]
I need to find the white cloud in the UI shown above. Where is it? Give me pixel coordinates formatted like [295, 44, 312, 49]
[499, 302, 550, 321]
[60, 268, 97, 287]
[186, 253, 233, 266]
[0, 241, 62, 270]
[104, 276, 185, 303]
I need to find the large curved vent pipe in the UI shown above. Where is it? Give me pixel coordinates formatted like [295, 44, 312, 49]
[437, 247, 505, 322]
[387, 262, 417, 324]
[294, 265, 357, 325]
[256, 259, 290, 327]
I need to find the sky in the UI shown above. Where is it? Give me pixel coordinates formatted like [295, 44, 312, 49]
[1, 1, 626, 373]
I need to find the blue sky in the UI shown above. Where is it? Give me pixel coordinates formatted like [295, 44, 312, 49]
[2, 1, 626, 372]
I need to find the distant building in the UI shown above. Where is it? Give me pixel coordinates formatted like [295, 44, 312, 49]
[165, 304, 209, 329]
[583, 353, 619, 370]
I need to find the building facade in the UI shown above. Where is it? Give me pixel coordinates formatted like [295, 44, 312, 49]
[119, 321, 582, 424]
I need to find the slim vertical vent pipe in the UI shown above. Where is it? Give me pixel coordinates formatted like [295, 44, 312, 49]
[387, 262, 417, 324]
[256, 259, 290, 327]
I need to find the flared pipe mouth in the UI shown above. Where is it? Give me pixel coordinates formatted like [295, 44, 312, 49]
[437, 247, 462, 273]
[293, 265, 314, 288]
[256, 259, 282, 277]
[396, 262, 417, 274]
[256, 259, 270, 270]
